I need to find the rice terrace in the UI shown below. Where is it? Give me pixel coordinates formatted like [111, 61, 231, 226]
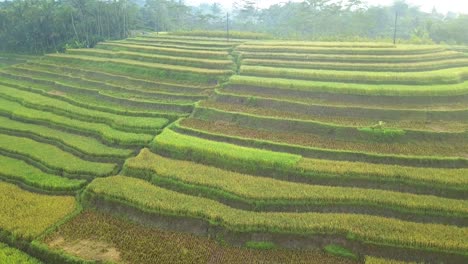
[0, 0, 467, 263]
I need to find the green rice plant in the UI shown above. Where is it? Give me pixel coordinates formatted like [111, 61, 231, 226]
[0, 97, 154, 146]
[0, 155, 86, 192]
[123, 149, 468, 218]
[46, 54, 231, 83]
[297, 157, 468, 193]
[131, 36, 239, 47]
[229, 75, 468, 96]
[0, 68, 194, 117]
[240, 65, 468, 85]
[170, 30, 271, 39]
[85, 176, 468, 255]
[119, 40, 232, 51]
[238, 50, 464, 63]
[27, 61, 212, 94]
[237, 44, 443, 55]
[97, 42, 229, 60]
[0, 133, 117, 177]
[0, 181, 76, 239]
[364, 256, 416, 264]
[151, 128, 301, 172]
[162, 124, 468, 193]
[0, 84, 169, 133]
[242, 58, 468, 72]
[67, 48, 234, 70]
[0, 242, 43, 264]
[0, 116, 132, 159]
[245, 41, 396, 48]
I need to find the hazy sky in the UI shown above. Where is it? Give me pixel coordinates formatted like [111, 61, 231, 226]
[185, 0, 468, 14]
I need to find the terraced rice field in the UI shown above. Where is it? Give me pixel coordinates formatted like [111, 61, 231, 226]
[0, 33, 467, 263]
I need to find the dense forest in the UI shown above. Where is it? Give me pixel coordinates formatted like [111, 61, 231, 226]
[1, 0, 467, 53]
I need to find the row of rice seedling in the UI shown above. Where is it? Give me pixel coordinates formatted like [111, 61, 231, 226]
[28, 61, 213, 95]
[134, 36, 240, 47]
[174, 121, 468, 169]
[240, 65, 468, 85]
[169, 30, 271, 40]
[229, 75, 468, 96]
[0, 133, 118, 177]
[193, 102, 467, 145]
[245, 41, 397, 48]
[242, 58, 468, 72]
[180, 117, 468, 159]
[85, 176, 468, 256]
[127, 36, 237, 50]
[123, 149, 468, 220]
[0, 84, 169, 133]
[0, 180, 76, 240]
[151, 128, 468, 196]
[0, 155, 86, 192]
[0, 97, 154, 146]
[46, 54, 232, 83]
[97, 42, 230, 60]
[10, 64, 201, 103]
[204, 97, 468, 133]
[45, 210, 352, 264]
[0, 116, 132, 159]
[119, 39, 233, 51]
[0, 70, 194, 118]
[66, 48, 234, 70]
[212, 90, 468, 124]
[152, 128, 301, 172]
[236, 44, 444, 55]
[216, 86, 468, 111]
[1, 67, 195, 116]
[237, 50, 464, 63]
[0, 242, 43, 264]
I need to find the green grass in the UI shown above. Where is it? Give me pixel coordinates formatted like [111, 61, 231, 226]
[0, 133, 117, 177]
[0, 97, 154, 146]
[229, 75, 468, 96]
[0, 116, 132, 159]
[0, 155, 85, 192]
[0, 84, 169, 133]
[0, 181, 76, 239]
[242, 58, 468, 72]
[123, 149, 468, 218]
[240, 65, 468, 85]
[0, 242, 43, 263]
[85, 176, 468, 255]
[151, 128, 301, 172]
[324, 245, 358, 260]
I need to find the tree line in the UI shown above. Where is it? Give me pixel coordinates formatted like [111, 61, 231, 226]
[1, 0, 467, 54]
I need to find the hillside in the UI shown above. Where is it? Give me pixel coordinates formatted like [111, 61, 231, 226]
[0, 33, 467, 264]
